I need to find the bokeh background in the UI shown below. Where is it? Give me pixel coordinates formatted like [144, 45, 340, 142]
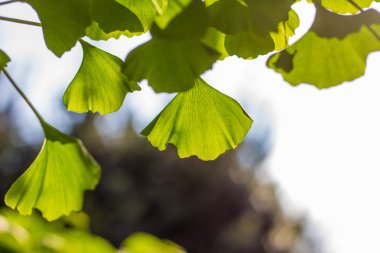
[0, 1, 380, 253]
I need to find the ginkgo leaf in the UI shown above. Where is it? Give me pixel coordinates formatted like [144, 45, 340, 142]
[151, 0, 208, 39]
[90, 0, 143, 35]
[141, 78, 253, 161]
[207, 0, 293, 36]
[155, 0, 192, 29]
[63, 41, 139, 114]
[267, 6, 380, 88]
[318, 0, 376, 14]
[202, 27, 229, 59]
[25, 0, 92, 57]
[121, 233, 186, 253]
[0, 50, 10, 72]
[5, 123, 101, 221]
[124, 39, 219, 92]
[115, 0, 168, 31]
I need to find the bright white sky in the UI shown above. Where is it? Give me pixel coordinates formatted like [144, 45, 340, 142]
[1, 1, 380, 253]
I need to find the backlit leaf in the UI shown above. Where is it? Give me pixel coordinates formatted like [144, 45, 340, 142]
[124, 39, 219, 92]
[267, 6, 380, 88]
[318, 0, 376, 14]
[115, 0, 168, 31]
[121, 233, 186, 253]
[5, 124, 100, 221]
[141, 78, 253, 160]
[270, 9, 300, 50]
[90, 0, 143, 35]
[207, 0, 294, 36]
[25, 0, 92, 57]
[155, 0, 192, 29]
[63, 41, 140, 114]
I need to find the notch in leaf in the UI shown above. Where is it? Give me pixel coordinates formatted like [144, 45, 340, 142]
[63, 41, 140, 115]
[267, 5, 380, 88]
[141, 78, 253, 161]
[5, 123, 101, 221]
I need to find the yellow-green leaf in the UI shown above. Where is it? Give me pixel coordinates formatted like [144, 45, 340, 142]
[267, 6, 380, 88]
[63, 41, 140, 114]
[0, 50, 10, 73]
[5, 124, 101, 221]
[141, 78, 253, 160]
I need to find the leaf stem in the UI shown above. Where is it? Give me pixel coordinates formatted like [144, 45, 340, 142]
[0, 0, 18, 6]
[0, 16, 41, 27]
[3, 70, 45, 126]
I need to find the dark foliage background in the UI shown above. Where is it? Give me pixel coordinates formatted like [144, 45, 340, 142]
[0, 106, 318, 253]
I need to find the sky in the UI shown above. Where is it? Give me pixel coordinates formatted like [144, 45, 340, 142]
[1, 1, 380, 253]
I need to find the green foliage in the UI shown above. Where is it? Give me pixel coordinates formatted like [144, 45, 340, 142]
[5, 124, 100, 221]
[141, 78, 253, 160]
[121, 233, 185, 253]
[1, 0, 380, 225]
[63, 40, 140, 114]
[267, 6, 380, 88]
[0, 209, 178, 253]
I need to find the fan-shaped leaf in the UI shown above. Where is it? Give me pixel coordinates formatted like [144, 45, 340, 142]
[271, 9, 300, 50]
[25, 0, 92, 57]
[121, 233, 186, 253]
[141, 78, 253, 160]
[63, 41, 139, 114]
[5, 124, 100, 221]
[267, 6, 380, 88]
[124, 39, 219, 93]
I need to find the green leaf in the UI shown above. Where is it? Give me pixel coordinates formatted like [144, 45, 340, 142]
[0, 50, 10, 72]
[270, 9, 300, 51]
[5, 124, 101, 221]
[63, 41, 140, 114]
[267, 7, 380, 88]
[124, 39, 219, 93]
[151, 0, 208, 39]
[90, 0, 143, 35]
[207, 0, 294, 36]
[25, 0, 92, 57]
[155, 0, 192, 29]
[115, 0, 168, 31]
[141, 78, 253, 161]
[318, 0, 376, 14]
[202, 27, 229, 60]
[121, 233, 186, 253]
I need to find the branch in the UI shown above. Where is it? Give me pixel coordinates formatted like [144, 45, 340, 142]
[0, 0, 18, 6]
[0, 16, 41, 27]
[3, 70, 46, 126]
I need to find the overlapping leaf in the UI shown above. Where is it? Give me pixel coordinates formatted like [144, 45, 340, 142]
[318, 0, 377, 14]
[115, 0, 168, 31]
[141, 78, 253, 160]
[267, 5, 380, 88]
[5, 124, 100, 221]
[207, 0, 294, 36]
[124, 0, 219, 92]
[0, 50, 10, 72]
[202, 8, 299, 59]
[89, 0, 143, 35]
[63, 41, 140, 114]
[25, 0, 92, 57]
[121, 233, 186, 253]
